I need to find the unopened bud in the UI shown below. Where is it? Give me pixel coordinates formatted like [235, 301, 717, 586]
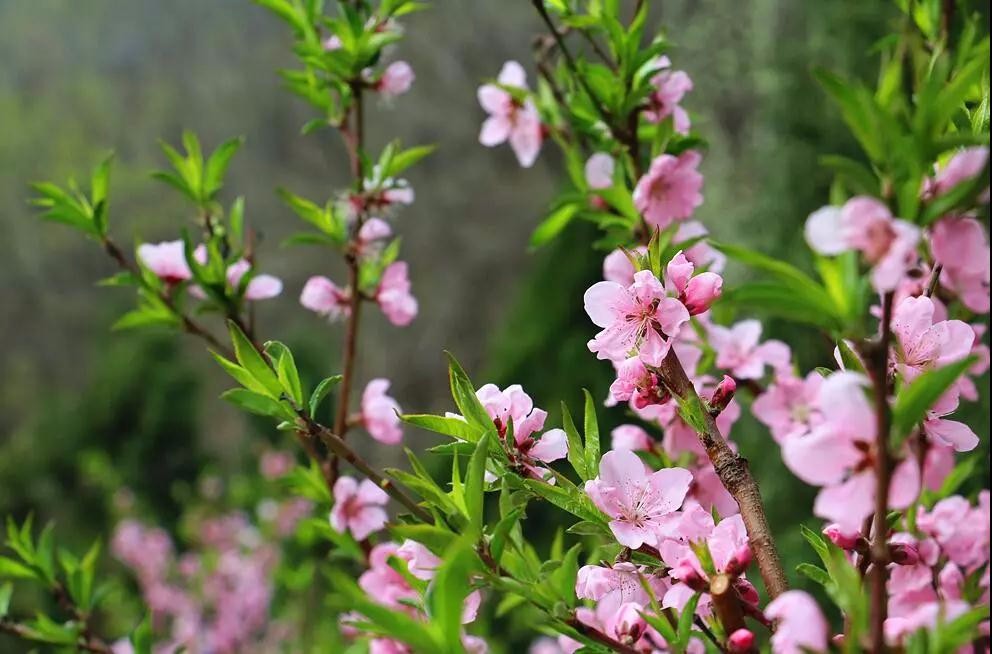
[823, 524, 868, 552]
[728, 628, 755, 653]
[709, 376, 737, 415]
[734, 578, 760, 606]
[724, 544, 752, 577]
[889, 542, 920, 566]
[614, 602, 646, 643]
[673, 559, 709, 592]
[832, 634, 845, 647]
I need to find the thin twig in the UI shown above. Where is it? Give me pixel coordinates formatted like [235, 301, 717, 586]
[329, 78, 368, 482]
[867, 291, 895, 652]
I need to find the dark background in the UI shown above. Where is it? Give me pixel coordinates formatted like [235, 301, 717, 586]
[1, 0, 988, 650]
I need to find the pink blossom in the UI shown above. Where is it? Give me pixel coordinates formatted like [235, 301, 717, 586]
[917, 494, 990, 570]
[226, 259, 283, 300]
[611, 424, 653, 452]
[478, 61, 543, 167]
[300, 276, 351, 321]
[585, 152, 615, 190]
[930, 216, 990, 313]
[259, 450, 294, 479]
[585, 270, 690, 366]
[752, 371, 824, 443]
[330, 476, 389, 540]
[709, 320, 790, 380]
[923, 388, 979, 452]
[360, 379, 403, 444]
[891, 295, 974, 382]
[138, 240, 192, 284]
[376, 262, 418, 326]
[633, 151, 704, 229]
[644, 57, 693, 134]
[357, 218, 393, 254]
[781, 372, 920, 530]
[323, 35, 342, 51]
[576, 562, 667, 615]
[765, 591, 828, 654]
[927, 146, 990, 200]
[369, 639, 412, 654]
[585, 449, 692, 548]
[805, 198, 921, 292]
[396, 540, 441, 581]
[475, 384, 567, 480]
[376, 61, 414, 98]
[359, 542, 418, 611]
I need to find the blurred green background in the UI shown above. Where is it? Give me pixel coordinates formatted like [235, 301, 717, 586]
[1, 0, 988, 651]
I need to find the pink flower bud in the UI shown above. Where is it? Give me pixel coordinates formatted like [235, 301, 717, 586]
[823, 523, 866, 551]
[673, 560, 708, 592]
[889, 542, 920, 566]
[377, 61, 414, 98]
[728, 628, 755, 653]
[724, 543, 752, 577]
[709, 375, 736, 415]
[734, 578, 760, 606]
[682, 271, 723, 315]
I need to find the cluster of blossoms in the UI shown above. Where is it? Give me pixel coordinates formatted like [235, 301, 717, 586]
[339, 540, 488, 654]
[110, 511, 298, 654]
[137, 241, 283, 302]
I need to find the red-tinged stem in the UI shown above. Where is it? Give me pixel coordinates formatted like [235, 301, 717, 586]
[565, 618, 642, 654]
[656, 349, 789, 599]
[709, 573, 746, 638]
[867, 291, 895, 652]
[330, 79, 367, 482]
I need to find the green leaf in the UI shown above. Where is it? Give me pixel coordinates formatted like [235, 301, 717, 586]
[401, 414, 483, 442]
[425, 538, 480, 651]
[797, 562, 831, 587]
[221, 389, 294, 420]
[265, 341, 303, 404]
[560, 401, 587, 480]
[522, 478, 606, 524]
[530, 202, 581, 249]
[582, 389, 601, 479]
[227, 321, 282, 397]
[129, 615, 153, 654]
[465, 433, 491, 537]
[385, 144, 436, 177]
[0, 582, 11, 616]
[676, 592, 701, 649]
[489, 507, 524, 564]
[550, 544, 581, 607]
[891, 357, 976, 446]
[0, 556, 36, 580]
[445, 353, 492, 430]
[203, 136, 244, 199]
[308, 375, 343, 419]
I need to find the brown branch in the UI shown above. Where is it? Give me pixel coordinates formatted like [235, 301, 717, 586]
[866, 291, 895, 652]
[329, 79, 368, 482]
[709, 573, 746, 638]
[565, 617, 641, 654]
[300, 413, 433, 524]
[656, 348, 789, 599]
